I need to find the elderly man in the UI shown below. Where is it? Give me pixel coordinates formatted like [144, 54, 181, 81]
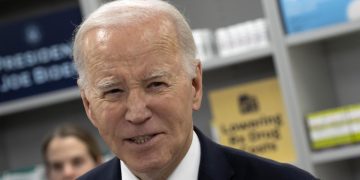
[72, 0, 317, 179]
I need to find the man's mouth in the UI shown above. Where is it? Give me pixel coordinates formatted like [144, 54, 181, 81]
[129, 134, 157, 144]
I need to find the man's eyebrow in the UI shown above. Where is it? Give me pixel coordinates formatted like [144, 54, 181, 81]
[144, 70, 171, 80]
[96, 77, 121, 89]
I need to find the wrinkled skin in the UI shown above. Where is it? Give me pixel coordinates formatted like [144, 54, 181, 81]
[80, 17, 202, 180]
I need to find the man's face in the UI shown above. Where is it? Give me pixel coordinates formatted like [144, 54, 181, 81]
[46, 137, 97, 180]
[80, 19, 202, 177]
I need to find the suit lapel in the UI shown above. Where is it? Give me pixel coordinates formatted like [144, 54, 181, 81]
[195, 127, 237, 180]
[109, 157, 122, 180]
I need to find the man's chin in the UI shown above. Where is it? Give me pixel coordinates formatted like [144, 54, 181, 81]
[127, 164, 165, 179]
[128, 157, 168, 173]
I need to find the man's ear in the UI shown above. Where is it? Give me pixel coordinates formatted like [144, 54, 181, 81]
[192, 61, 203, 111]
[80, 88, 98, 127]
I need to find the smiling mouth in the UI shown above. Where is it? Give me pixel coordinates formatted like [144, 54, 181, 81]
[129, 134, 157, 144]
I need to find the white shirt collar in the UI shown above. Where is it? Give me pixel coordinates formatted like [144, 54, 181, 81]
[120, 131, 201, 180]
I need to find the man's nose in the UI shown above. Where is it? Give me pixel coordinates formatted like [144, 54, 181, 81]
[125, 90, 152, 124]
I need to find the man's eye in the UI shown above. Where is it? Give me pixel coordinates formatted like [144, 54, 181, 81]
[148, 82, 167, 89]
[105, 89, 123, 94]
[103, 88, 124, 99]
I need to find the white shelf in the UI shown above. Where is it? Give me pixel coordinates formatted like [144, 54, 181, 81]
[286, 20, 360, 46]
[311, 144, 360, 164]
[202, 46, 272, 71]
[0, 87, 80, 116]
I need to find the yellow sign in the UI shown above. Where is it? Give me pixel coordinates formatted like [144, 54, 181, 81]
[209, 77, 296, 163]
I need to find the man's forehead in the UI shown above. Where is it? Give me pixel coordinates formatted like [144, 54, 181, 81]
[94, 28, 109, 44]
[83, 29, 179, 68]
[87, 15, 178, 48]
[82, 16, 183, 83]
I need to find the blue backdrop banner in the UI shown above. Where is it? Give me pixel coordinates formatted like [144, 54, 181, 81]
[0, 6, 82, 103]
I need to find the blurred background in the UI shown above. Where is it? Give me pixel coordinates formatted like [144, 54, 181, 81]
[1, 0, 360, 179]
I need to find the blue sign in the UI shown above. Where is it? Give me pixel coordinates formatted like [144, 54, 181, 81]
[0, 6, 82, 103]
[279, 0, 351, 34]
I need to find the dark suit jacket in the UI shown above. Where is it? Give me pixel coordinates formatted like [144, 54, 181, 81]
[78, 127, 317, 180]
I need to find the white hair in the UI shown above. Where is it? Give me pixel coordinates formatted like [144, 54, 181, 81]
[73, 0, 198, 87]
